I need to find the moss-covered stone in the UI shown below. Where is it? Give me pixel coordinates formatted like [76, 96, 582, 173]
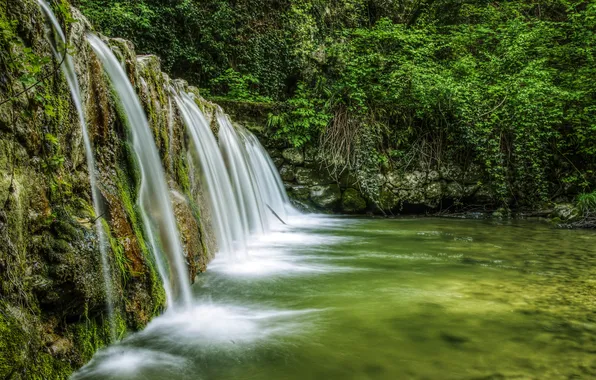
[282, 148, 304, 165]
[279, 165, 295, 181]
[310, 184, 341, 210]
[341, 188, 367, 213]
[295, 167, 333, 186]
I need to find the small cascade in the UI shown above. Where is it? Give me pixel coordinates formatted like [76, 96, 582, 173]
[217, 111, 269, 235]
[173, 92, 247, 257]
[37, 1, 116, 341]
[87, 34, 191, 309]
[237, 126, 293, 221]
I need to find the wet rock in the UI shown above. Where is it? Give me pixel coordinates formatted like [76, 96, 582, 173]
[279, 165, 295, 182]
[551, 203, 580, 222]
[282, 148, 304, 165]
[424, 181, 443, 207]
[310, 184, 341, 209]
[286, 185, 310, 201]
[341, 188, 367, 213]
[339, 170, 358, 188]
[272, 156, 285, 168]
[378, 189, 400, 211]
[295, 167, 333, 186]
[445, 181, 464, 199]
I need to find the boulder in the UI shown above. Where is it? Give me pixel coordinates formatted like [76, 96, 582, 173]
[279, 165, 295, 181]
[282, 148, 304, 165]
[551, 203, 580, 221]
[310, 185, 341, 210]
[286, 185, 311, 201]
[378, 189, 400, 211]
[341, 188, 367, 213]
[272, 157, 285, 169]
[295, 167, 333, 186]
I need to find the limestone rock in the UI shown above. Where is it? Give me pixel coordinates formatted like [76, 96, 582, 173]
[279, 165, 295, 181]
[282, 148, 304, 165]
[295, 167, 333, 186]
[341, 188, 367, 213]
[310, 184, 341, 209]
[552, 203, 580, 221]
[272, 157, 285, 168]
[286, 185, 311, 201]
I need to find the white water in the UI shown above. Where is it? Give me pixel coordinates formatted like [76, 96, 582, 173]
[37, 0, 116, 341]
[173, 92, 247, 258]
[217, 111, 268, 235]
[174, 90, 299, 260]
[237, 125, 293, 221]
[87, 34, 191, 308]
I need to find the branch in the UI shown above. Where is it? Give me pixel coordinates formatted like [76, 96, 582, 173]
[0, 50, 67, 107]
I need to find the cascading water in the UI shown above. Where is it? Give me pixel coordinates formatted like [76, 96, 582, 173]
[173, 92, 247, 257]
[37, 0, 116, 341]
[87, 34, 191, 308]
[237, 126, 293, 221]
[217, 111, 269, 235]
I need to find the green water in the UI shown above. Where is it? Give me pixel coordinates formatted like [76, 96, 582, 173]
[74, 217, 596, 379]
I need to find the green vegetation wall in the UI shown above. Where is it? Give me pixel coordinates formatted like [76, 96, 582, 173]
[77, 0, 596, 210]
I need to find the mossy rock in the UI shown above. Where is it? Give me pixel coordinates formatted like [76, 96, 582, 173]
[295, 167, 333, 186]
[0, 307, 28, 377]
[310, 184, 341, 210]
[279, 165, 295, 181]
[286, 185, 311, 201]
[341, 188, 367, 213]
[281, 148, 304, 165]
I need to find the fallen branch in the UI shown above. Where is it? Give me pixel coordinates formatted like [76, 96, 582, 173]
[266, 204, 287, 225]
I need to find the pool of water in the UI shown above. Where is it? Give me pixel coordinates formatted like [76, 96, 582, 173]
[73, 216, 596, 379]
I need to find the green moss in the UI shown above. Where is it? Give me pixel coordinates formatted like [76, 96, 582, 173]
[0, 306, 28, 377]
[176, 155, 191, 194]
[101, 218, 132, 282]
[341, 188, 367, 213]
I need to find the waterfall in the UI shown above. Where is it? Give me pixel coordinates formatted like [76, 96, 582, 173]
[87, 34, 192, 309]
[37, 1, 116, 341]
[174, 90, 297, 259]
[173, 92, 247, 257]
[217, 111, 269, 235]
[237, 126, 293, 221]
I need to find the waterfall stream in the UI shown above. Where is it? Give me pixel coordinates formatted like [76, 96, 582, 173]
[37, 0, 116, 341]
[87, 34, 192, 309]
[173, 92, 247, 258]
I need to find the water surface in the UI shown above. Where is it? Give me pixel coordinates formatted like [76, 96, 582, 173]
[74, 217, 596, 379]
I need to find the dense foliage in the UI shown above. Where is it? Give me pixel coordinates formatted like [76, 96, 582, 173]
[77, 0, 596, 207]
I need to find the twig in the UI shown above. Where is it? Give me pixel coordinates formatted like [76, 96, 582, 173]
[266, 204, 287, 225]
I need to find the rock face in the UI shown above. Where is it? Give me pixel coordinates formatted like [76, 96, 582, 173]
[0, 1, 218, 378]
[310, 185, 341, 210]
[342, 188, 367, 213]
[255, 137, 494, 214]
